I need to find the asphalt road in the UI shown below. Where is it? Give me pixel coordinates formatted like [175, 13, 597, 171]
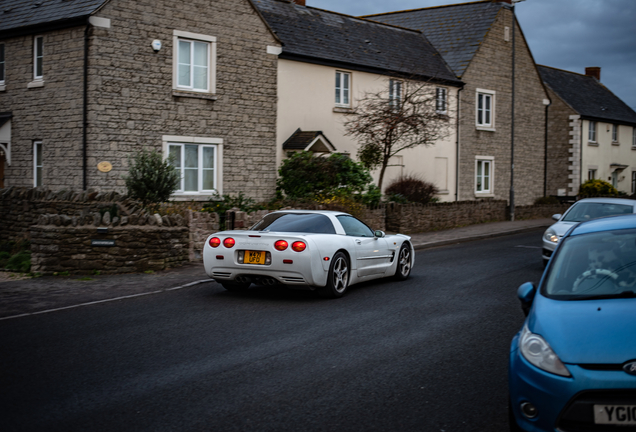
[0, 230, 545, 432]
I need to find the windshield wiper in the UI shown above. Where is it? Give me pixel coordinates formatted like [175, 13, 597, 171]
[574, 290, 636, 301]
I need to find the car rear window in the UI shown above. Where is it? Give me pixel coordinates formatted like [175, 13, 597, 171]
[562, 202, 633, 222]
[251, 213, 336, 234]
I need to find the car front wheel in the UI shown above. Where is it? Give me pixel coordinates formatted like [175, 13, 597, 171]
[318, 251, 349, 298]
[394, 243, 412, 280]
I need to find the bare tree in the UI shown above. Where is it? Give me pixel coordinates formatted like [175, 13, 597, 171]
[343, 78, 452, 190]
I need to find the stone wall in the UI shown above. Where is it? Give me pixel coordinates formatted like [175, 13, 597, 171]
[1, 0, 280, 202]
[514, 203, 570, 220]
[30, 224, 189, 275]
[457, 8, 549, 206]
[386, 200, 508, 234]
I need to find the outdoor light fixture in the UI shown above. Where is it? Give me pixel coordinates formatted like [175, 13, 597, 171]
[151, 40, 162, 52]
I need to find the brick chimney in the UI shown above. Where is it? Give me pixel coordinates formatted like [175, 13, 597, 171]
[293, 0, 306, 5]
[585, 67, 601, 81]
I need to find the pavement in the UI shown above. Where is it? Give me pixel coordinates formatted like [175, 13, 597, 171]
[0, 218, 552, 320]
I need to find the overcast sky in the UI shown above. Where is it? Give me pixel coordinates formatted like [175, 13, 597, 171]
[308, 0, 636, 111]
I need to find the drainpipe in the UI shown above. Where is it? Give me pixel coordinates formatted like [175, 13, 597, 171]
[455, 87, 462, 202]
[543, 101, 550, 197]
[83, 23, 90, 190]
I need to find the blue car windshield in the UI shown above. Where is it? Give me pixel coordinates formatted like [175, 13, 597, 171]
[543, 228, 636, 300]
[562, 202, 633, 222]
[251, 213, 336, 234]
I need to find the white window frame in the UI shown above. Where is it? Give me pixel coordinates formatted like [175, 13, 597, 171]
[34, 141, 42, 187]
[172, 30, 216, 94]
[436, 87, 447, 115]
[588, 168, 597, 180]
[475, 156, 494, 195]
[612, 124, 618, 143]
[335, 71, 351, 107]
[162, 135, 223, 196]
[389, 79, 402, 110]
[588, 121, 597, 143]
[0, 43, 5, 88]
[476, 89, 495, 130]
[34, 36, 43, 80]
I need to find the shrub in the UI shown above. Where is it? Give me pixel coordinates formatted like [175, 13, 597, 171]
[578, 179, 618, 197]
[277, 151, 373, 200]
[385, 175, 439, 204]
[5, 250, 31, 273]
[123, 149, 180, 211]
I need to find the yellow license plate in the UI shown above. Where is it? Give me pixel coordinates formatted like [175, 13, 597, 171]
[245, 250, 266, 265]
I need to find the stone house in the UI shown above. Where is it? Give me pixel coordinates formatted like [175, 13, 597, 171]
[0, 0, 281, 202]
[254, 0, 464, 201]
[538, 66, 636, 197]
[366, 0, 550, 207]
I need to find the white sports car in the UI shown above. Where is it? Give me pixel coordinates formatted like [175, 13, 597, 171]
[203, 210, 414, 298]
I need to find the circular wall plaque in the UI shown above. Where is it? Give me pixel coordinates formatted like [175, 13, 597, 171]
[97, 161, 113, 173]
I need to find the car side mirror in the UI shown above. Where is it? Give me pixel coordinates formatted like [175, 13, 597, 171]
[517, 282, 536, 317]
[374, 230, 385, 238]
[552, 214, 562, 221]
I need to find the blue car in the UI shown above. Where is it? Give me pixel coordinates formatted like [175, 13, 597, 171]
[509, 214, 636, 432]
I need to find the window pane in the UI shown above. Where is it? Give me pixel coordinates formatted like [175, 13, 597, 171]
[35, 37, 43, 77]
[335, 72, 341, 104]
[36, 144, 42, 166]
[0, 44, 4, 82]
[192, 42, 208, 90]
[184, 145, 198, 168]
[343, 73, 349, 105]
[178, 41, 191, 87]
[202, 169, 214, 190]
[477, 94, 483, 124]
[184, 168, 198, 192]
[36, 167, 42, 187]
[202, 146, 214, 169]
[484, 95, 491, 124]
[169, 145, 182, 169]
[483, 162, 490, 190]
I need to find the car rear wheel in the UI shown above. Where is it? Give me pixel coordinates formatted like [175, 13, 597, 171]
[221, 281, 250, 292]
[394, 243, 412, 280]
[318, 252, 349, 298]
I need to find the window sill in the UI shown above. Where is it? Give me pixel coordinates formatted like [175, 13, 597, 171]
[170, 194, 217, 201]
[437, 190, 450, 195]
[587, 141, 598, 146]
[631, 146, 636, 151]
[474, 193, 494, 198]
[172, 89, 217, 101]
[0, 84, 5, 92]
[27, 80, 44, 89]
[612, 141, 620, 146]
[333, 106, 352, 114]
[476, 126, 495, 132]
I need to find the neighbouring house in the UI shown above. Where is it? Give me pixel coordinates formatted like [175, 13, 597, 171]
[254, 0, 464, 201]
[365, 0, 550, 206]
[538, 66, 636, 197]
[0, 0, 281, 201]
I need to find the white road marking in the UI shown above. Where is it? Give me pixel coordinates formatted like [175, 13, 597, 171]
[0, 279, 214, 321]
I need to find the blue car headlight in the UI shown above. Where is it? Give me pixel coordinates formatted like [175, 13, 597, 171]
[519, 325, 571, 377]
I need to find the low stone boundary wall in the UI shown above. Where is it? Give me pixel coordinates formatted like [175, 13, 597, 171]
[514, 203, 570, 220]
[386, 200, 508, 234]
[30, 223, 189, 275]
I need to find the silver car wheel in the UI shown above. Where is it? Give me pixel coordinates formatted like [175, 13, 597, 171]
[332, 255, 349, 293]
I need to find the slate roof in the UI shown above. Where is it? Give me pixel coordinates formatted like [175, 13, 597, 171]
[538, 65, 636, 126]
[253, 0, 461, 85]
[282, 129, 335, 151]
[363, 1, 506, 78]
[0, 0, 108, 36]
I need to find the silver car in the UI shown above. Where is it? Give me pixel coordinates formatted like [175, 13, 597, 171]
[542, 197, 636, 266]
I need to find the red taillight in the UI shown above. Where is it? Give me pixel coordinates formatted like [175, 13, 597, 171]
[223, 238, 235, 248]
[274, 240, 288, 251]
[209, 237, 221, 248]
[292, 241, 306, 252]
